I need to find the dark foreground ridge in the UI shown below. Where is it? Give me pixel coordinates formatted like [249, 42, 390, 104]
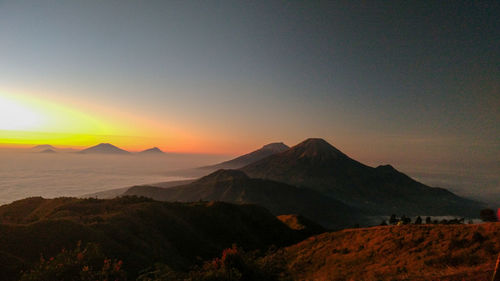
[0, 197, 497, 281]
[0, 196, 314, 281]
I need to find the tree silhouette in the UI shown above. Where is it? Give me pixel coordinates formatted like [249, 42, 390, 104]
[401, 215, 411, 225]
[480, 209, 498, 222]
[389, 214, 398, 225]
[414, 216, 422, 225]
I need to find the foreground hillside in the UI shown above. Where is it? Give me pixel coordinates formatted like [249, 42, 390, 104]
[0, 196, 313, 280]
[0, 196, 496, 280]
[267, 223, 500, 281]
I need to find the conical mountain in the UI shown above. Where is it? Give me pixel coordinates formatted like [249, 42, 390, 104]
[201, 142, 289, 170]
[32, 144, 57, 152]
[242, 138, 483, 217]
[139, 147, 164, 154]
[242, 138, 369, 193]
[79, 143, 130, 154]
[124, 169, 362, 229]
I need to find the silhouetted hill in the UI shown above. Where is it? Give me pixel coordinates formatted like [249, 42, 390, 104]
[266, 223, 500, 281]
[138, 147, 164, 154]
[81, 180, 194, 199]
[201, 142, 289, 170]
[124, 169, 363, 229]
[242, 138, 484, 217]
[39, 148, 56, 153]
[0, 196, 308, 280]
[79, 143, 130, 154]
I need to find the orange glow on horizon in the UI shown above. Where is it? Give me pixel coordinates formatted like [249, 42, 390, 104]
[0, 128, 263, 155]
[0, 92, 188, 152]
[0, 92, 267, 155]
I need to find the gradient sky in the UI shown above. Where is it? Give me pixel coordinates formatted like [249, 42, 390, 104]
[0, 1, 498, 165]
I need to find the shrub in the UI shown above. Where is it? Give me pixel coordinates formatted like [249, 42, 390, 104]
[138, 245, 285, 281]
[20, 241, 126, 281]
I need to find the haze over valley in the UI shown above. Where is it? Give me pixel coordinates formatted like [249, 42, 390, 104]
[0, 147, 226, 205]
[1, 140, 497, 208]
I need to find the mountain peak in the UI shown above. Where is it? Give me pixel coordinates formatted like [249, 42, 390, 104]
[139, 147, 164, 154]
[261, 142, 289, 151]
[299, 138, 334, 148]
[96, 143, 113, 147]
[376, 164, 396, 170]
[290, 138, 346, 159]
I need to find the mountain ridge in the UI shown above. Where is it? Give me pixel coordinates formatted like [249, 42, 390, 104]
[124, 169, 364, 229]
[200, 142, 289, 170]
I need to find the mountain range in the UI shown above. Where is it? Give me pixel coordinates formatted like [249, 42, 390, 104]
[122, 138, 484, 227]
[3, 138, 496, 281]
[241, 138, 484, 217]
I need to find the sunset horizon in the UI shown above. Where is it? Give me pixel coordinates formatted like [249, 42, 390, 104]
[0, 1, 498, 280]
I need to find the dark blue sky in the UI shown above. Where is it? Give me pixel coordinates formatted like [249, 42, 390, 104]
[0, 0, 498, 164]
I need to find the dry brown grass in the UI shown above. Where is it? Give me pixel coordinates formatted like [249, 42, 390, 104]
[274, 223, 500, 281]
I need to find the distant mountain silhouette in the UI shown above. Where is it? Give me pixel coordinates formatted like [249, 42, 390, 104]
[241, 138, 484, 217]
[124, 169, 364, 229]
[79, 143, 130, 154]
[138, 147, 165, 154]
[32, 144, 57, 152]
[201, 142, 289, 170]
[0, 196, 309, 280]
[39, 148, 56, 154]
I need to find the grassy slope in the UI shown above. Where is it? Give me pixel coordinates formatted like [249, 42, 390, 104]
[270, 223, 500, 281]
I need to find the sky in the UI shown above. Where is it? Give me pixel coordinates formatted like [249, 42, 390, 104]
[0, 0, 498, 165]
